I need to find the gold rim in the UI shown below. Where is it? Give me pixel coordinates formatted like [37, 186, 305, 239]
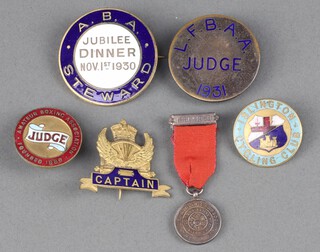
[233, 98, 303, 168]
[14, 108, 83, 168]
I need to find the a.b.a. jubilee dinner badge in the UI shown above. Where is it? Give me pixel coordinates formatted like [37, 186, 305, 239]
[59, 8, 157, 106]
[80, 120, 170, 199]
[233, 99, 303, 167]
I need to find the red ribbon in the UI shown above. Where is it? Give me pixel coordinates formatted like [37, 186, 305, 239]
[172, 124, 217, 189]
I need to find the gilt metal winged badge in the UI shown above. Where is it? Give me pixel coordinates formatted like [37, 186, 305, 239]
[80, 120, 171, 199]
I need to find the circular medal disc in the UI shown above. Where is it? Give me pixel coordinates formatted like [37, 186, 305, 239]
[169, 15, 260, 102]
[233, 99, 303, 167]
[59, 8, 157, 106]
[14, 108, 82, 168]
[174, 198, 222, 244]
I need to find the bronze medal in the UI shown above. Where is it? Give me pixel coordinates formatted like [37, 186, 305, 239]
[169, 15, 260, 102]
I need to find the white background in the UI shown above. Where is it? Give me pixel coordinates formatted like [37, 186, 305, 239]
[0, 0, 318, 251]
[74, 23, 141, 89]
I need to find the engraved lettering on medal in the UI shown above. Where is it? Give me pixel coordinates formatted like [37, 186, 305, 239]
[175, 19, 247, 74]
[175, 199, 222, 244]
[196, 84, 227, 98]
[169, 15, 259, 102]
[182, 57, 241, 71]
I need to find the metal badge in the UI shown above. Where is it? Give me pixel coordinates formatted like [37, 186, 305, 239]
[59, 8, 157, 105]
[14, 108, 82, 168]
[169, 112, 219, 128]
[174, 198, 222, 245]
[233, 99, 303, 167]
[80, 120, 170, 199]
[169, 113, 222, 244]
[169, 15, 260, 102]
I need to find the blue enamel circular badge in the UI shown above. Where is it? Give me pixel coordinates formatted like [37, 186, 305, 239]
[59, 9, 157, 105]
[233, 99, 303, 167]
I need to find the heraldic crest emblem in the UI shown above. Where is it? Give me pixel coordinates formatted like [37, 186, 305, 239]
[80, 120, 171, 199]
[248, 115, 288, 153]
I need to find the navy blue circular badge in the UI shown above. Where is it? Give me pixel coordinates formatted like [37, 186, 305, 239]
[59, 9, 157, 105]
